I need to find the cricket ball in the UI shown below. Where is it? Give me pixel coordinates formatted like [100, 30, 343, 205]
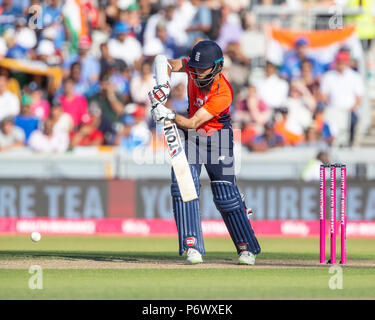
[30, 231, 41, 242]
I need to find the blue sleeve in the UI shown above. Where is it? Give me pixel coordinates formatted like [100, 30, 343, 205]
[312, 59, 325, 77]
[90, 58, 101, 76]
[322, 123, 332, 139]
[279, 64, 290, 79]
[198, 7, 212, 26]
[63, 54, 78, 71]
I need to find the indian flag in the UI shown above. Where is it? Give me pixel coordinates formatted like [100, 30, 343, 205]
[62, 0, 89, 54]
[266, 25, 364, 67]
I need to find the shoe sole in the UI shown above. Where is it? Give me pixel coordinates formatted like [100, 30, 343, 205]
[186, 258, 203, 265]
[238, 259, 255, 265]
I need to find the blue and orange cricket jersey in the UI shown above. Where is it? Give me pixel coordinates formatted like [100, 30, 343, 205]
[183, 58, 233, 135]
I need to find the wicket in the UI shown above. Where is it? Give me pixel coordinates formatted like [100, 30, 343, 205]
[319, 164, 347, 265]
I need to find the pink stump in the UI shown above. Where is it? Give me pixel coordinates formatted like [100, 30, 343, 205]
[341, 165, 347, 265]
[330, 166, 336, 264]
[320, 165, 326, 264]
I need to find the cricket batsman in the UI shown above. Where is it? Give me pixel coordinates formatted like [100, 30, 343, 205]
[148, 40, 261, 265]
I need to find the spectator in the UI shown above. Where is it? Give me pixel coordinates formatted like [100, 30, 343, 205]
[224, 41, 251, 96]
[13, 17, 37, 53]
[274, 107, 304, 146]
[107, 63, 131, 105]
[35, 38, 62, 66]
[14, 102, 40, 143]
[300, 59, 320, 101]
[167, 80, 189, 117]
[108, 21, 143, 67]
[143, 19, 181, 58]
[70, 113, 104, 147]
[49, 101, 74, 135]
[42, 0, 62, 28]
[297, 124, 329, 149]
[0, 0, 22, 35]
[319, 50, 364, 147]
[240, 12, 266, 67]
[216, 4, 243, 52]
[98, 0, 120, 31]
[28, 117, 69, 153]
[301, 150, 331, 181]
[63, 35, 101, 98]
[59, 77, 88, 127]
[0, 74, 20, 121]
[345, 0, 375, 51]
[0, 116, 25, 152]
[115, 114, 137, 151]
[255, 61, 289, 110]
[248, 121, 285, 152]
[313, 105, 334, 147]
[90, 105, 116, 145]
[0, 67, 20, 99]
[143, 1, 195, 56]
[99, 42, 128, 79]
[69, 62, 89, 97]
[0, 36, 8, 58]
[130, 59, 155, 108]
[234, 83, 271, 132]
[115, 104, 151, 151]
[28, 82, 50, 121]
[89, 75, 125, 127]
[40, 21, 66, 53]
[118, 2, 143, 43]
[283, 79, 316, 138]
[185, 0, 212, 48]
[237, 120, 258, 147]
[279, 37, 325, 81]
[171, 0, 197, 49]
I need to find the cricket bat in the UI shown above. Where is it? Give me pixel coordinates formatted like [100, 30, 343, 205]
[162, 119, 198, 202]
[151, 59, 197, 202]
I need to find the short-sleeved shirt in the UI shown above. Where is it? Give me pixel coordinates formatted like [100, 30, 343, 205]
[183, 58, 233, 135]
[320, 68, 364, 110]
[0, 126, 25, 147]
[70, 129, 104, 146]
[60, 94, 88, 126]
[14, 115, 40, 142]
[279, 51, 325, 81]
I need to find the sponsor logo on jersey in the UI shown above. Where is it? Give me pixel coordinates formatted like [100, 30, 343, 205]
[193, 96, 208, 108]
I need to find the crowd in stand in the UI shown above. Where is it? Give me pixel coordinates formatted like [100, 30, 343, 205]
[0, 0, 367, 154]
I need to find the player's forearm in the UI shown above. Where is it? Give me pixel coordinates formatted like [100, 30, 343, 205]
[174, 114, 198, 130]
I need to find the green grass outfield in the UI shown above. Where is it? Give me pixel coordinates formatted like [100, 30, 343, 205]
[0, 235, 374, 299]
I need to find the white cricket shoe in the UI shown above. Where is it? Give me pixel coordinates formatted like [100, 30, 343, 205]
[238, 251, 256, 265]
[186, 248, 203, 265]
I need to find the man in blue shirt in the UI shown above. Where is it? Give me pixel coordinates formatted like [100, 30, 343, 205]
[14, 102, 40, 143]
[280, 37, 325, 81]
[42, 0, 62, 27]
[0, 0, 22, 34]
[63, 35, 101, 98]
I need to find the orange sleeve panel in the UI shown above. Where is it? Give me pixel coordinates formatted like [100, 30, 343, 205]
[203, 83, 232, 117]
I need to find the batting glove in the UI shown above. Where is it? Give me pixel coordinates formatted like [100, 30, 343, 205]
[151, 103, 176, 124]
[148, 83, 171, 105]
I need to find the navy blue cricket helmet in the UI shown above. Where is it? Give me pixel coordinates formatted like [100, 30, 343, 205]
[187, 40, 224, 88]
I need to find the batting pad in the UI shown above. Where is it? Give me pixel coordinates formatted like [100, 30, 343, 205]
[211, 181, 261, 255]
[171, 165, 205, 256]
